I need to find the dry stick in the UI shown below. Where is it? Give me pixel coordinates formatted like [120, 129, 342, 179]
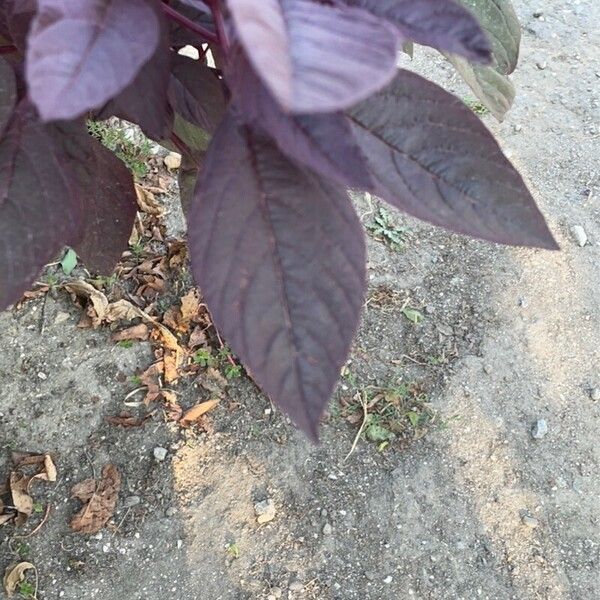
[344, 391, 369, 461]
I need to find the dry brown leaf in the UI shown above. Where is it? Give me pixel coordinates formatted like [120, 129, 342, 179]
[65, 280, 109, 324]
[180, 289, 201, 325]
[135, 183, 163, 215]
[104, 299, 145, 323]
[12, 453, 45, 467]
[188, 326, 207, 349]
[9, 473, 32, 521]
[200, 367, 229, 397]
[0, 514, 13, 526]
[111, 324, 149, 342]
[71, 478, 97, 504]
[3, 562, 35, 598]
[70, 464, 121, 534]
[180, 399, 220, 427]
[32, 455, 57, 483]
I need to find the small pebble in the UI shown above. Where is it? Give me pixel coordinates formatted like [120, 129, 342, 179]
[514, 124, 523, 132]
[271, 587, 282, 599]
[591, 388, 600, 402]
[320, 508, 328, 517]
[365, 571, 376, 581]
[153, 447, 168, 462]
[166, 506, 177, 517]
[289, 581, 303, 592]
[254, 499, 276, 524]
[384, 576, 393, 584]
[483, 364, 493, 375]
[322, 523, 333, 535]
[536, 61, 547, 70]
[54, 312, 70, 324]
[163, 152, 182, 170]
[522, 514, 539, 528]
[531, 419, 548, 439]
[123, 495, 141, 508]
[570, 225, 588, 247]
[37, 372, 47, 380]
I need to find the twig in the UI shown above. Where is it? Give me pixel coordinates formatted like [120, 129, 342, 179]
[344, 391, 369, 461]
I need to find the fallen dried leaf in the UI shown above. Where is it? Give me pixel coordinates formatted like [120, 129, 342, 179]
[32, 455, 57, 483]
[3, 562, 34, 598]
[9, 473, 32, 524]
[180, 399, 220, 427]
[188, 326, 207, 349]
[111, 323, 149, 342]
[180, 289, 201, 326]
[70, 464, 121, 534]
[135, 184, 163, 215]
[164, 152, 182, 171]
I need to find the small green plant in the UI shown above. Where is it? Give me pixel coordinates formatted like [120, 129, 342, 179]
[17, 580, 35, 599]
[129, 241, 146, 258]
[14, 541, 31, 559]
[401, 306, 424, 324]
[192, 348, 216, 367]
[87, 120, 152, 178]
[464, 97, 489, 116]
[32, 502, 44, 514]
[117, 340, 135, 349]
[225, 542, 240, 559]
[343, 380, 436, 450]
[368, 207, 407, 250]
[224, 363, 242, 379]
[130, 375, 142, 387]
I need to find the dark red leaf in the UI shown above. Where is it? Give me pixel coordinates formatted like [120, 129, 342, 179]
[348, 71, 557, 249]
[0, 58, 16, 137]
[52, 122, 138, 274]
[228, 49, 372, 190]
[3, 0, 36, 52]
[343, 0, 492, 63]
[188, 113, 366, 438]
[227, 0, 400, 113]
[0, 101, 83, 309]
[97, 24, 173, 141]
[26, 0, 161, 121]
[169, 54, 225, 134]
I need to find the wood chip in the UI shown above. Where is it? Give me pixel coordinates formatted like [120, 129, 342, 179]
[180, 399, 220, 427]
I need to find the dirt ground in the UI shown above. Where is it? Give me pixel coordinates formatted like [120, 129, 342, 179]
[1, 1, 599, 599]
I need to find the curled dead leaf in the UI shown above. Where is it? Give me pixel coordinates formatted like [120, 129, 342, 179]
[3, 562, 35, 598]
[9, 473, 32, 524]
[135, 184, 163, 215]
[180, 399, 220, 427]
[111, 323, 149, 342]
[70, 464, 121, 535]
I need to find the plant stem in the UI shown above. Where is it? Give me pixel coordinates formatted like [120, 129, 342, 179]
[161, 3, 219, 44]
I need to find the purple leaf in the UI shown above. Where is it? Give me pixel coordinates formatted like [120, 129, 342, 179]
[226, 0, 400, 113]
[188, 112, 366, 438]
[348, 70, 557, 249]
[343, 0, 491, 63]
[0, 58, 16, 137]
[228, 49, 372, 189]
[3, 0, 37, 51]
[26, 0, 161, 121]
[97, 25, 173, 141]
[169, 54, 225, 134]
[0, 101, 83, 309]
[52, 121, 138, 274]
[168, 1, 215, 47]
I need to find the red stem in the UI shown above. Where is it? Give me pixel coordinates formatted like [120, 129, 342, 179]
[161, 3, 219, 44]
[0, 45, 17, 54]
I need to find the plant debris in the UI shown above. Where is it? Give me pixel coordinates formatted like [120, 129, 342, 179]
[70, 464, 121, 535]
[3, 562, 35, 598]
